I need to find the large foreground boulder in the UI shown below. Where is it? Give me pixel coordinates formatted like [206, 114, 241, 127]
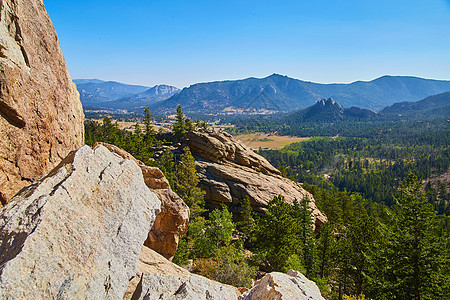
[187, 131, 327, 227]
[94, 142, 190, 260]
[0, 0, 84, 204]
[241, 270, 325, 300]
[0, 145, 161, 299]
[125, 246, 240, 300]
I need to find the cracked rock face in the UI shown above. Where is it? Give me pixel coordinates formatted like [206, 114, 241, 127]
[0, 0, 84, 204]
[187, 131, 327, 227]
[0, 145, 161, 299]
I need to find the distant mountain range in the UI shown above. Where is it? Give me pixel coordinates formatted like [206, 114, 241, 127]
[149, 74, 450, 114]
[75, 75, 450, 115]
[74, 80, 179, 111]
[286, 98, 378, 123]
[380, 92, 450, 119]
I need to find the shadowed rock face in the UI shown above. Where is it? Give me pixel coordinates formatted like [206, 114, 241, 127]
[0, 0, 84, 204]
[94, 142, 190, 261]
[0, 145, 161, 299]
[187, 131, 328, 227]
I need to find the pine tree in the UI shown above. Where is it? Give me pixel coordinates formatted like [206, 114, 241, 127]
[293, 195, 317, 277]
[253, 196, 301, 272]
[338, 216, 380, 297]
[382, 172, 447, 299]
[176, 147, 205, 218]
[237, 196, 256, 241]
[317, 222, 336, 278]
[143, 107, 156, 141]
[157, 149, 176, 190]
[173, 104, 186, 137]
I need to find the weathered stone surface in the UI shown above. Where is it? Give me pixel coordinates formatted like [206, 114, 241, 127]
[241, 270, 325, 300]
[0, 145, 161, 299]
[0, 0, 84, 204]
[187, 131, 281, 176]
[124, 246, 190, 300]
[94, 142, 171, 189]
[145, 188, 189, 260]
[126, 247, 239, 300]
[187, 131, 327, 227]
[94, 142, 190, 260]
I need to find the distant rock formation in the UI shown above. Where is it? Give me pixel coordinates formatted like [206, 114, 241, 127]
[125, 246, 240, 300]
[94, 142, 190, 260]
[186, 131, 328, 228]
[0, 145, 161, 299]
[0, 0, 84, 204]
[240, 270, 325, 299]
[287, 98, 378, 123]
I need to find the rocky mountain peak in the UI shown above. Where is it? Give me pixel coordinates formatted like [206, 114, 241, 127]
[316, 98, 343, 109]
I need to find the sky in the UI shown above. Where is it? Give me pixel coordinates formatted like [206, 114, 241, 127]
[44, 0, 450, 88]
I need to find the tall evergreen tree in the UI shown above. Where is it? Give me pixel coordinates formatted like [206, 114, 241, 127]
[157, 149, 176, 190]
[173, 104, 187, 137]
[338, 216, 380, 297]
[176, 147, 205, 218]
[143, 107, 156, 141]
[382, 172, 447, 299]
[253, 196, 301, 272]
[237, 196, 256, 242]
[317, 222, 336, 278]
[293, 196, 317, 277]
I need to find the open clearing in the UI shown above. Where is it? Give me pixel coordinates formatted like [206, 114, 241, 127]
[235, 133, 310, 150]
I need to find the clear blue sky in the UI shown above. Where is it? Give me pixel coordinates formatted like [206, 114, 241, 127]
[44, 0, 450, 88]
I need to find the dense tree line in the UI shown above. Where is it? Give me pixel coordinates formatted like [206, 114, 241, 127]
[259, 133, 449, 213]
[241, 174, 448, 299]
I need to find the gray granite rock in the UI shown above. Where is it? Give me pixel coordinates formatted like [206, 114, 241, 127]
[0, 145, 161, 299]
[125, 246, 239, 300]
[131, 272, 239, 300]
[241, 270, 325, 300]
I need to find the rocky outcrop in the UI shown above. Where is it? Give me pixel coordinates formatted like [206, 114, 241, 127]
[94, 142, 190, 260]
[125, 246, 240, 300]
[145, 188, 189, 260]
[187, 131, 327, 227]
[0, 145, 161, 299]
[241, 270, 325, 300]
[0, 0, 84, 204]
[187, 131, 281, 176]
